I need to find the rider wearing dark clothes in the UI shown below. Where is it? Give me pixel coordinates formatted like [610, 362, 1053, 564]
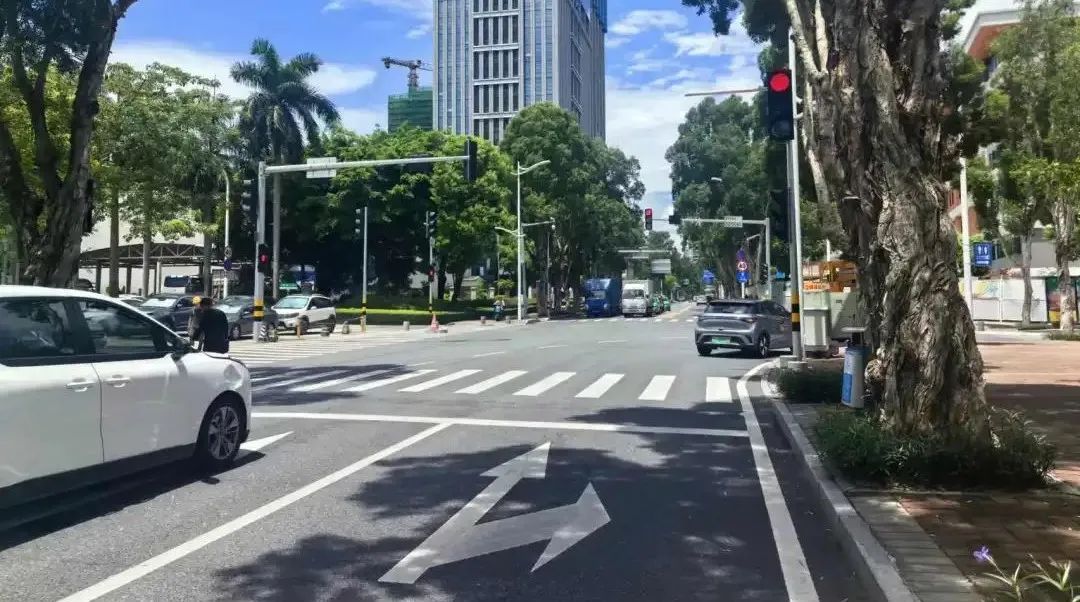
[192, 297, 230, 353]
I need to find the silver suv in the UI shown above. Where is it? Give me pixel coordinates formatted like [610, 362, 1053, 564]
[695, 299, 792, 358]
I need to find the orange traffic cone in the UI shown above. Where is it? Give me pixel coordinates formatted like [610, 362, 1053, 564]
[429, 313, 439, 332]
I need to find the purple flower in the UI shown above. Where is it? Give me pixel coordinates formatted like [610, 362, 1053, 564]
[973, 546, 992, 564]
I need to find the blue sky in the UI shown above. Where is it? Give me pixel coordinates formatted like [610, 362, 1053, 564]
[113, 0, 764, 238]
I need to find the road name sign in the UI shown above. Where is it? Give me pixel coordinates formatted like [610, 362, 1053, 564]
[380, 443, 610, 584]
[306, 156, 338, 179]
[721, 215, 744, 228]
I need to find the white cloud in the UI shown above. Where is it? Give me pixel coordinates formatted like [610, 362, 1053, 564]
[604, 56, 763, 203]
[109, 40, 377, 99]
[319, 0, 432, 21]
[338, 107, 384, 134]
[663, 21, 758, 57]
[609, 10, 688, 36]
[606, 37, 630, 49]
[626, 48, 670, 74]
[406, 23, 432, 38]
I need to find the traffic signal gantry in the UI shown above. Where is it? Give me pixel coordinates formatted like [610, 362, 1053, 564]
[249, 139, 481, 341]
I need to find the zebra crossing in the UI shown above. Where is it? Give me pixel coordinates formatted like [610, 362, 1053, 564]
[565, 316, 698, 324]
[228, 334, 415, 366]
[251, 365, 739, 404]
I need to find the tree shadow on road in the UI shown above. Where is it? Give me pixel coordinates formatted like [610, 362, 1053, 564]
[210, 432, 790, 602]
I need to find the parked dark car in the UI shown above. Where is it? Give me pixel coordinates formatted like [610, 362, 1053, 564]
[217, 295, 279, 340]
[694, 299, 792, 358]
[136, 293, 197, 334]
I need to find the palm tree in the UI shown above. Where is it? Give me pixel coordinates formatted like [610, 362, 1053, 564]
[230, 38, 340, 164]
[231, 39, 339, 297]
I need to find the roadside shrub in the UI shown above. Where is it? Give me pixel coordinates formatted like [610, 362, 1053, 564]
[771, 365, 843, 403]
[335, 308, 470, 325]
[814, 408, 1055, 489]
[1047, 331, 1080, 341]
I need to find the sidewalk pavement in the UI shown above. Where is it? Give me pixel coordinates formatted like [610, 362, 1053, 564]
[777, 340, 1080, 600]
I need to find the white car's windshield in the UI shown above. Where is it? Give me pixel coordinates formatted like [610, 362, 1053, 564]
[274, 296, 309, 310]
[622, 290, 645, 299]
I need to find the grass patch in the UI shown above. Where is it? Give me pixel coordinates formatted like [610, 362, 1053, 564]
[813, 407, 1056, 489]
[1047, 331, 1080, 341]
[771, 365, 843, 403]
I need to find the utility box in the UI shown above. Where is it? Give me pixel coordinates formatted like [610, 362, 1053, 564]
[841, 327, 867, 408]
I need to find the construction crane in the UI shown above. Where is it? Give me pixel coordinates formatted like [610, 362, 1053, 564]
[381, 57, 431, 92]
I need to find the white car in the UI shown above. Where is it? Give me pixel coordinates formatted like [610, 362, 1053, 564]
[694, 295, 708, 305]
[272, 294, 337, 334]
[0, 285, 252, 508]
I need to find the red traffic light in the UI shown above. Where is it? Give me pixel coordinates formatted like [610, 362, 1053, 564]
[767, 70, 791, 93]
[644, 208, 653, 218]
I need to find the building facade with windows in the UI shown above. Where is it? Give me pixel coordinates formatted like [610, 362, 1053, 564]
[432, 0, 607, 144]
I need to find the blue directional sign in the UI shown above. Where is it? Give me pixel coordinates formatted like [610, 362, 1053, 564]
[702, 269, 715, 285]
[973, 242, 993, 268]
[735, 248, 750, 284]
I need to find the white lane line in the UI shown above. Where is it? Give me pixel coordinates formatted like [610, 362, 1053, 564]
[638, 375, 676, 401]
[455, 370, 528, 394]
[575, 373, 624, 399]
[57, 423, 451, 602]
[685, 319, 695, 323]
[256, 370, 347, 390]
[252, 372, 298, 383]
[471, 351, 505, 358]
[537, 344, 567, 350]
[344, 369, 435, 392]
[409, 361, 434, 367]
[289, 369, 393, 393]
[607, 317, 619, 322]
[653, 318, 663, 322]
[597, 339, 627, 344]
[705, 376, 733, 403]
[513, 371, 576, 396]
[737, 363, 818, 601]
[399, 369, 482, 392]
[254, 411, 749, 438]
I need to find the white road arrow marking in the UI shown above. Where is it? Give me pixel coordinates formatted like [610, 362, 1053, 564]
[379, 442, 610, 584]
[237, 432, 292, 457]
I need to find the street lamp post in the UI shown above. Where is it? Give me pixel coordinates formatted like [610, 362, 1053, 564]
[222, 169, 230, 298]
[514, 160, 550, 322]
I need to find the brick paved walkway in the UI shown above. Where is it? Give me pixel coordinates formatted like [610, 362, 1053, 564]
[907, 342, 1080, 598]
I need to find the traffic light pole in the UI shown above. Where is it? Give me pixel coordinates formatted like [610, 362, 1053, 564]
[254, 161, 267, 342]
[788, 30, 805, 361]
[429, 214, 434, 319]
[362, 204, 368, 333]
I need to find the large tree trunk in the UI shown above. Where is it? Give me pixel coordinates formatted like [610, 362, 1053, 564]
[108, 189, 120, 296]
[1052, 200, 1076, 331]
[452, 268, 465, 301]
[791, 0, 989, 438]
[1020, 234, 1033, 327]
[437, 259, 447, 300]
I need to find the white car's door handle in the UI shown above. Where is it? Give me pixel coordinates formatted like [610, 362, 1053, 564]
[104, 376, 131, 388]
[66, 380, 96, 391]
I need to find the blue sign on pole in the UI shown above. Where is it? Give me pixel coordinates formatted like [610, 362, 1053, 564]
[973, 242, 993, 268]
[223, 258, 233, 270]
[702, 269, 715, 285]
[736, 270, 750, 284]
[735, 248, 750, 284]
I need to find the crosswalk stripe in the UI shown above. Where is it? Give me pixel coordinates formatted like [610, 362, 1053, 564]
[706, 377, 733, 403]
[685, 319, 695, 323]
[575, 373, 624, 398]
[514, 371, 576, 396]
[639, 375, 676, 401]
[654, 318, 663, 322]
[289, 368, 393, 392]
[252, 372, 297, 383]
[455, 370, 528, 394]
[256, 370, 347, 390]
[344, 369, 435, 392]
[399, 369, 483, 392]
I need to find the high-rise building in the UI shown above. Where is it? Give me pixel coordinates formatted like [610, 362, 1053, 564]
[388, 87, 434, 132]
[432, 0, 607, 145]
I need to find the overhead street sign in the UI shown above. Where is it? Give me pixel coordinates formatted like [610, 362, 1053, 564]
[306, 156, 338, 179]
[651, 259, 672, 274]
[380, 443, 609, 584]
[722, 215, 744, 228]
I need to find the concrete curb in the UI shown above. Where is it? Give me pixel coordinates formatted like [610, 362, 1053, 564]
[771, 399, 919, 602]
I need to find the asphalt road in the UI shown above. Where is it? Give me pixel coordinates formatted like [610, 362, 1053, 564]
[0, 302, 869, 601]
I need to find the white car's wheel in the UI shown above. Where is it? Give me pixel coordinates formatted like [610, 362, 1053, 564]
[194, 397, 244, 469]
